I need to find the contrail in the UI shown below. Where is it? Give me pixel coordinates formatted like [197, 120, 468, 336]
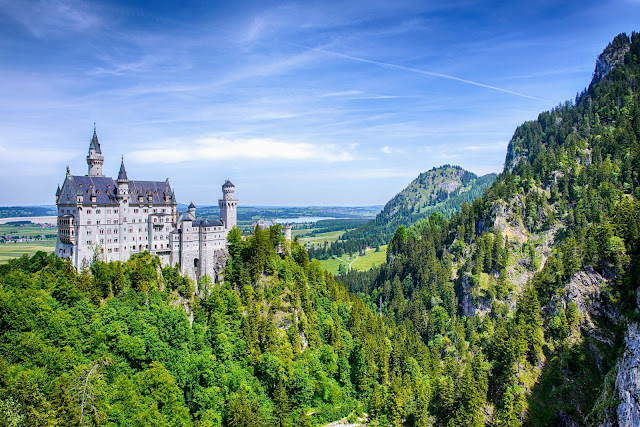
[294, 43, 547, 102]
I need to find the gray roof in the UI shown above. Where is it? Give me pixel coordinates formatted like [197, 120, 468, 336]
[193, 219, 224, 227]
[128, 180, 173, 204]
[63, 175, 173, 206]
[89, 127, 102, 154]
[178, 212, 196, 221]
[188, 201, 196, 209]
[223, 179, 234, 187]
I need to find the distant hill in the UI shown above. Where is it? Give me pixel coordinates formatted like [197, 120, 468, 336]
[309, 165, 496, 259]
[0, 205, 56, 218]
[371, 165, 496, 226]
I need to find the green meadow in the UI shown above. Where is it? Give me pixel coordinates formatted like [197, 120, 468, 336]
[319, 244, 388, 275]
[0, 241, 56, 263]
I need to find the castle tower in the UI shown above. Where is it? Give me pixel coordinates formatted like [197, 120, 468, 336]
[116, 156, 130, 259]
[284, 222, 292, 241]
[188, 202, 196, 217]
[86, 124, 104, 177]
[219, 179, 237, 230]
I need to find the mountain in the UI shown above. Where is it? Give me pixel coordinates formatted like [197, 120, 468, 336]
[309, 165, 495, 260]
[365, 165, 496, 230]
[340, 31, 640, 425]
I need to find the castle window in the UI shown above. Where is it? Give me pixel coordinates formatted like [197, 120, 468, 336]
[87, 220, 91, 225]
[97, 220, 101, 225]
[97, 209, 101, 214]
[144, 209, 148, 213]
[87, 209, 92, 214]
[107, 209, 111, 214]
[87, 230, 92, 235]
[153, 209, 157, 213]
[107, 219, 111, 224]
[100, 239, 104, 244]
[114, 209, 118, 213]
[100, 229, 104, 234]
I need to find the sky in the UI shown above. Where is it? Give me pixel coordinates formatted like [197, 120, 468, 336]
[1, 0, 639, 206]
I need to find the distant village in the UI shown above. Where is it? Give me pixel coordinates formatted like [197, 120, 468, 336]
[0, 221, 56, 244]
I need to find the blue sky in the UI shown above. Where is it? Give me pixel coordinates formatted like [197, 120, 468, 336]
[1, 0, 639, 206]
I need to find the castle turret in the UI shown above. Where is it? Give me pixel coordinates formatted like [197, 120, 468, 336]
[284, 222, 292, 241]
[116, 156, 129, 200]
[219, 179, 237, 230]
[87, 124, 104, 177]
[188, 202, 196, 217]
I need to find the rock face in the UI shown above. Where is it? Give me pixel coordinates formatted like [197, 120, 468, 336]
[593, 35, 631, 84]
[602, 322, 640, 427]
[564, 267, 621, 328]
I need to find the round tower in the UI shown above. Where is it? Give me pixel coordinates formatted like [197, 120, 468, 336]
[87, 124, 104, 176]
[284, 222, 292, 241]
[219, 179, 237, 230]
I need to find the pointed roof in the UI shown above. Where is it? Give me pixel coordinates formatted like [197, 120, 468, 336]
[223, 179, 234, 187]
[188, 201, 196, 209]
[89, 124, 102, 154]
[118, 156, 128, 181]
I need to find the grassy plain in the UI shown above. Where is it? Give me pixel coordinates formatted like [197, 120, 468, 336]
[0, 224, 57, 237]
[0, 241, 56, 263]
[296, 229, 346, 248]
[319, 245, 388, 275]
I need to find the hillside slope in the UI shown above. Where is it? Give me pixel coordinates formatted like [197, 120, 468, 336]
[340, 31, 640, 426]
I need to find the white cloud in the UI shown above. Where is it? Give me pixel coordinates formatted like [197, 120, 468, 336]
[332, 168, 419, 179]
[1, 0, 101, 37]
[128, 137, 356, 164]
[461, 141, 508, 151]
[381, 145, 393, 154]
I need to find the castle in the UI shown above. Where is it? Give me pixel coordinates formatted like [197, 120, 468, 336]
[55, 127, 237, 282]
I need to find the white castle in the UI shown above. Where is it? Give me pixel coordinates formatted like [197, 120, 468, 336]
[55, 127, 237, 282]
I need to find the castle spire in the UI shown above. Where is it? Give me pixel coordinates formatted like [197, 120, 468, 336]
[87, 125, 104, 176]
[118, 156, 128, 181]
[89, 124, 101, 154]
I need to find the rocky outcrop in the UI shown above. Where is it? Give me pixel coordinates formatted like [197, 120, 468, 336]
[597, 321, 640, 427]
[614, 322, 640, 427]
[563, 267, 622, 328]
[593, 35, 631, 84]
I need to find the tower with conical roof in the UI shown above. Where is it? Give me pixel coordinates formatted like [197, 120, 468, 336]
[87, 124, 104, 176]
[218, 179, 238, 230]
[116, 156, 129, 200]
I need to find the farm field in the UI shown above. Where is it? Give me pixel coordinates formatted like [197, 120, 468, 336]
[319, 244, 388, 275]
[0, 224, 57, 237]
[0, 241, 56, 263]
[297, 229, 346, 248]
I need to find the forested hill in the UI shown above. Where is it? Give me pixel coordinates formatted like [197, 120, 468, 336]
[309, 165, 495, 260]
[340, 31, 640, 425]
[0, 227, 436, 426]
